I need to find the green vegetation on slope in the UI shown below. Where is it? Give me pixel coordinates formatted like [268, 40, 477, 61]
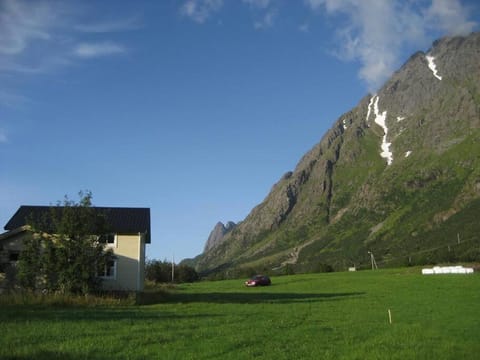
[293, 130, 480, 272]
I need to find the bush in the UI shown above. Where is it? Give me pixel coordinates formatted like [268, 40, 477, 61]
[313, 263, 334, 273]
[145, 259, 199, 284]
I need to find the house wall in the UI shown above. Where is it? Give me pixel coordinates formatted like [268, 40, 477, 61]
[101, 233, 146, 292]
[0, 231, 29, 264]
[1, 230, 147, 292]
[0, 231, 30, 290]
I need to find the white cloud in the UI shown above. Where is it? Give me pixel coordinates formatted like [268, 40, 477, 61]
[0, 0, 135, 75]
[0, 0, 58, 56]
[241, 0, 277, 30]
[73, 42, 126, 59]
[182, 0, 278, 29]
[305, 0, 341, 12]
[305, 0, 477, 91]
[299, 23, 310, 33]
[254, 9, 277, 29]
[180, 0, 224, 23]
[424, 0, 477, 35]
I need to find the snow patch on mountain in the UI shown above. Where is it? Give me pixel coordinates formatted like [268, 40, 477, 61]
[373, 96, 393, 165]
[366, 95, 375, 122]
[426, 55, 442, 80]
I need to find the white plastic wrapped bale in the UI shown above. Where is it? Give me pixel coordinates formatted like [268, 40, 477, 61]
[422, 265, 474, 275]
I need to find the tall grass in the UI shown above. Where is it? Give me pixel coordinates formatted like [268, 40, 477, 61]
[1, 268, 479, 359]
[0, 290, 138, 307]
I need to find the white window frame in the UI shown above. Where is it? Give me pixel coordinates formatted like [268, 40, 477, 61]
[99, 233, 117, 248]
[99, 258, 117, 280]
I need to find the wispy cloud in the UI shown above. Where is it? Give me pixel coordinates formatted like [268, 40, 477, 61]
[73, 42, 126, 59]
[241, 0, 277, 30]
[305, 0, 477, 91]
[0, 0, 138, 145]
[423, 0, 477, 35]
[0, 0, 57, 56]
[254, 9, 277, 29]
[299, 23, 310, 33]
[180, 0, 224, 23]
[0, 0, 135, 76]
[181, 0, 277, 28]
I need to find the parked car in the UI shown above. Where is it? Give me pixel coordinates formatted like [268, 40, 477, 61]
[245, 275, 271, 287]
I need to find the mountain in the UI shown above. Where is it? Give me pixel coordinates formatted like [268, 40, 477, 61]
[190, 32, 480, 277]
[203, 221, 236, 252]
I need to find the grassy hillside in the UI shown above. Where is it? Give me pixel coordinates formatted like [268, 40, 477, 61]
[295, 130, 480, 270]
[1, 269, 479, 359]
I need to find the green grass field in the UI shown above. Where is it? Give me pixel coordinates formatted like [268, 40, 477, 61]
[1, 268, 479, 359]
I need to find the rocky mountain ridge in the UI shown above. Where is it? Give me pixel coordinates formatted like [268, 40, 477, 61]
[203, 221, 236, 253]
[188, 32, 480, 277]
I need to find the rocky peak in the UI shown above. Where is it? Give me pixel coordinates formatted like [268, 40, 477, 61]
[203, 221, 236, 252]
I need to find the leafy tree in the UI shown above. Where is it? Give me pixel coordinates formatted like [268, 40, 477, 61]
[42, 237, 60, 291]
[145, 259, 173, 283]
[17, 235, 42, 291]
[176, 264, 199, 283]
[17, 191, 112, 295]
[284, 263, 295, 275]
[145, 259, 199, 284]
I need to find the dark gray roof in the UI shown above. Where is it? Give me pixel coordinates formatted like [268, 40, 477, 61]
[4, 206, 151, 243]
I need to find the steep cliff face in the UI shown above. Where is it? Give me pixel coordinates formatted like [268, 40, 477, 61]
[203, 221, 236, 252]
[194, 33, 480, 275]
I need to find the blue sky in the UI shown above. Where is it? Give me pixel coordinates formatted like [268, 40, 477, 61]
[1, 0, 479, 262]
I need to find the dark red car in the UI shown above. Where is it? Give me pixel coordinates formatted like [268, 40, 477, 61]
[245, 275, 271, 287]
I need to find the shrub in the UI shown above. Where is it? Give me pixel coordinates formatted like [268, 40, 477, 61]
[145, 259, 199, 284]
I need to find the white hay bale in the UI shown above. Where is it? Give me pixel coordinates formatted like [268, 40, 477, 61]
[422, 269, 434, 275]
[422, 265, 474, 275]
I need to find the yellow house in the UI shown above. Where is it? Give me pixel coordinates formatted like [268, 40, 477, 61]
[0, 206, 150, 292]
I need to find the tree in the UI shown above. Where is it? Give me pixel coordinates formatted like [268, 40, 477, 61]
[17, 235, 42, 291]
[176, 264, 199, 283]
[145, 259, 172, 283]
[17, 191, 112, 295]
[145, 259, 199, 284]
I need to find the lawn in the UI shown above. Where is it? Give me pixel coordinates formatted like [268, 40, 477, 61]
[1, 268, 479, 359]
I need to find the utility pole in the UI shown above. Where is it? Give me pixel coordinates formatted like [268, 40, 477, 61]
[368, 251, 378, 270]
[171, 254, 175, 283]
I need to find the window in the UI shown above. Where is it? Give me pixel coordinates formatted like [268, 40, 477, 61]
[9, 252, 20, 262]
[99, 234, 116, 246]
[98, 259, 117, 280]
